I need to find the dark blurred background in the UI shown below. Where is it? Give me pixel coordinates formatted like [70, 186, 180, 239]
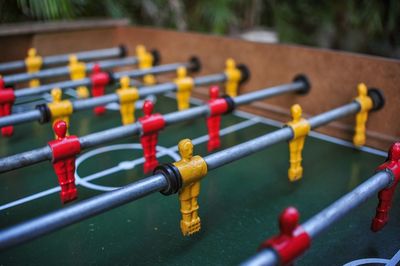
[0, 0, 399, 59]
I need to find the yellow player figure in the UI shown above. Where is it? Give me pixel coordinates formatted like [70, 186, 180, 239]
[287, 104, 310, 181]
[49, 88, 71, 138]
[353, 83, 372, 147]
[224, 58, 241, 97]
[69, 55, 89, 98]
[174, 67, 193, 111]
[173, 139, 207, 236]
[116, 76, 139, 125]
[25, 48, 42, 88]
[136, 45, 156, 85]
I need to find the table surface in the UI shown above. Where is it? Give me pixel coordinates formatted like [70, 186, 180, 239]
[0, 90, 398, 266]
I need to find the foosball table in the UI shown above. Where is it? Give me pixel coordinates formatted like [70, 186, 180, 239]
[0, 24, 399, 265]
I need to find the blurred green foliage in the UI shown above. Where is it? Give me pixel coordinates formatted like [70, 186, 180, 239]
[0, 0, 398, 58]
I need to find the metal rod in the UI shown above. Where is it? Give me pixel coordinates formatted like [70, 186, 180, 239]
[0, 80, 305, 172]
[3, 57, 138, 85]
[0, 109, 42, 126]
[15, 78, 92, 98]
[79, 123, 141, 149]
[0, 46, 125, 73]
[302, 171, 390, 238]
[241, 250, 280, 266]
[0, 93, 366, 249]
[14, 62, 192, 99]
[0, 146, 52, 173]
[234, 82, 304, 106]
[205, 127, 294, 170]
[0, 173, 168, 249]
[240, 171, 391, 266]
[113, 62, 189, 80]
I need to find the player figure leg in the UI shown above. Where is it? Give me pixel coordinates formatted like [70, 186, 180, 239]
[1, 102, 14, 136]
[52, 160, 70, 203]
[177, 91, 190, 110]
[226, 81, 238, 98]
[65, 157, 77, 202]
[179, 181, 201, 236]
[288, 136, 305, 181]
[371, 184, 398, 231]
[141, 135, 154, 174]
[120, 103, 134, 125]
[148, 133, 159, 171]
[353, 112, 368, 146]
[207, 115, 221, 152]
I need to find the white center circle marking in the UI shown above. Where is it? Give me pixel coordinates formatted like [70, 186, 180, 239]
[75, 143, 180, 192]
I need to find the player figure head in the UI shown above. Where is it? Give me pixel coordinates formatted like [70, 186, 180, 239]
[279, 207, 300, 236]
[53, 120, 67, 140]
[143, 100, 154, 116]
[388, 142, 400, 162]
[28, 48, 37, 57]
[209, 86, 219, 100]
[177, 67, 187, 78]
[178, 139, 193, 160]
[226, 58, 236, 70]
[69, 55, 78, 65]
[120, 76, 130, 89]
[357, 83, 367, 97]
[291, 104, 302, 122]
[136, 45, 146, 56]
[51, 88, 62, 102]
[92, 63, 101, 74]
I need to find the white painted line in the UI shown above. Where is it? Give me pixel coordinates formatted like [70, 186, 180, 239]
[0, 187, 60, 211]
[343, 248, 400, 266]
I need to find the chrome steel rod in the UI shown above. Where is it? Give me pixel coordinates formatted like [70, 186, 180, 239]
[0, 46, 126, 73]
[3, 57, 137, 85]
[241, 171, 391, 266]
[302, 171, 390, 238]
[0, 109, 42, 127]
[13, 61, 194, 99]
[0, 173, 168, 249]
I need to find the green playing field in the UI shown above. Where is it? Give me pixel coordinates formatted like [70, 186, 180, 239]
[0, 93, 398, 265]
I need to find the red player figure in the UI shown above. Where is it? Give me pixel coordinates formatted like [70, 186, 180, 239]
[48, 120, 81, 203]
[138, 100, 165, 174]
[0, 78, 15, 137]
[90, 63, 108, 115]
[371, 142, 400, 232]
[207, 86, 222, 152]
[259, 207, 310, 265]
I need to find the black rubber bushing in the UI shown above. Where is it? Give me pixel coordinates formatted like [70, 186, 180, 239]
[35, 104, 51, 124]
[106, 71, 115, 84]
[222, 95, 236, 113]
[118, 44, 127, 58]
[368, 88, 385, 111]
[237, 64, 250, 84]
[188, 56, 201, 73]
[150, 49, 161, 66]
[293, 74, 311, 95]
[153, 163, 182, 195]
